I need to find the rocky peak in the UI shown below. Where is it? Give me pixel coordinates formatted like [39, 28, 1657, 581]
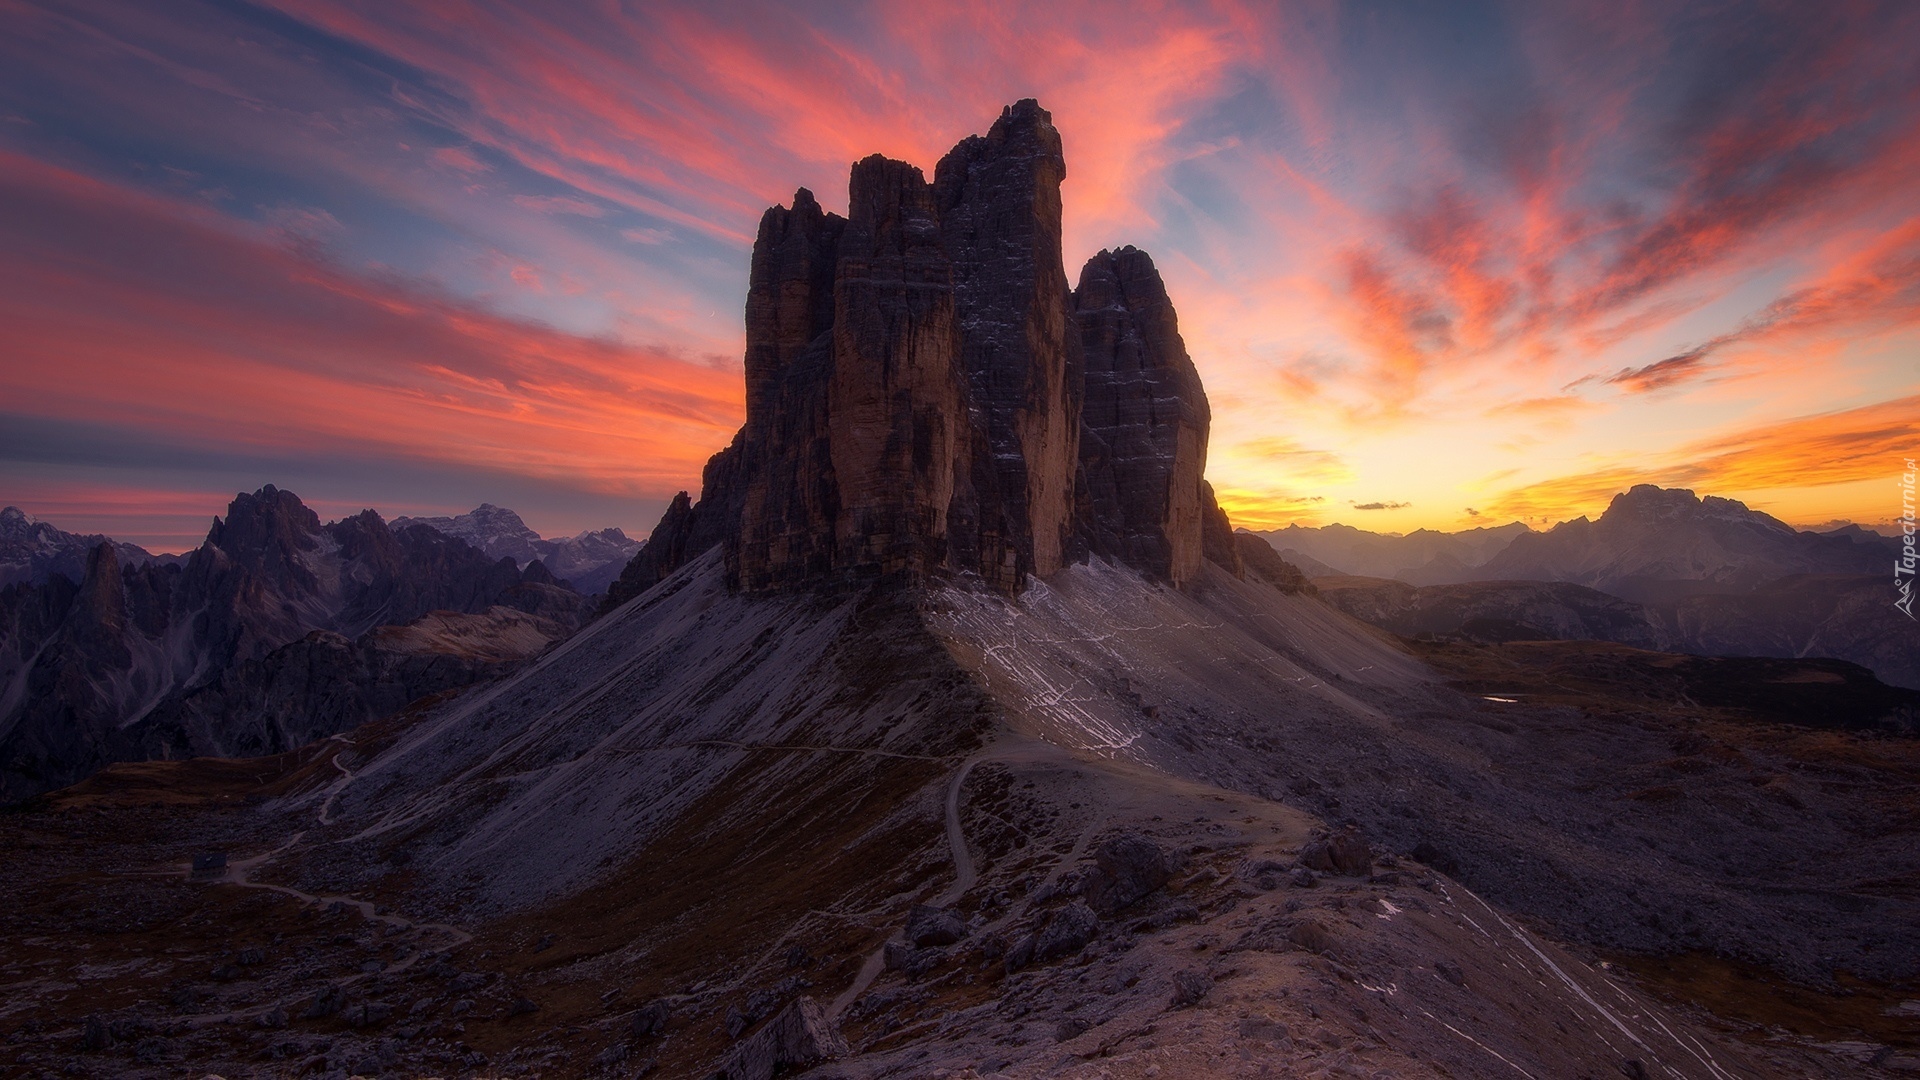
[615, 101, 1238, 602]
[1603, 485, 1789, 533]
[744, 187, 844, 425]
[1481, 484, 1888, 597]
[204, 485, 324, 587]
[1604, 484, 1703, 523]
[73, 541, 128, 640]
[827, 153, 965, 582]
[1073, 246, 1210, 585]
[392, 503, 544, 564]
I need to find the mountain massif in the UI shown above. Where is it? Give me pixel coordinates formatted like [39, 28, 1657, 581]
[606, 101, 1247, 608]
[2, 102, 1914, 1080]
[0, 487, 592, 802]
[1256, 520, 1531, 585]
[1477, 484, 1894, 597]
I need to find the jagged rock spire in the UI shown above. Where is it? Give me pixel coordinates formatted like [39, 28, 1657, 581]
[935, 99, 1082, 588]
[613, 101, 1238, 601]
[1073, 246, 1209, 585]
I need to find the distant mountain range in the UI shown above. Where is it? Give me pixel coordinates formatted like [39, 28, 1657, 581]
[1474, 485, 1892, 599]
[392, 504, 640, 595]
[1276, 485, 1914, 688]
[1255, 520, 1532, 584]
[0, 487, 598, 802]
[0, 506, 179, 588]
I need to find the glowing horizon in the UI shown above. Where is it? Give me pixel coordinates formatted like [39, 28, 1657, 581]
[2, 1, 1915, 551]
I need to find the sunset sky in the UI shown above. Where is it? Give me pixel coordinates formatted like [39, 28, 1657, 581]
[3, 0, 1916, 551]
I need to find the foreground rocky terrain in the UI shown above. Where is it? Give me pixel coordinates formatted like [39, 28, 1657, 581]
[3, 99, 1915, 1080]
[3, 553, 1915, 1079]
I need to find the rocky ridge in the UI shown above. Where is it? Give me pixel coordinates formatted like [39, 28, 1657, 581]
[0, 505, 172, 589]
[1255, 520, 1532, 585]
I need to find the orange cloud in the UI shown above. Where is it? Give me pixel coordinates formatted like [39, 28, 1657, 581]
[1228, 436, 1352, 485]
[1211, 485, 1330, 532]
[0, 152, 744, 500]
[1607, 217, 1920, 393]
[1485, 395, 1596, 419]
[1482, 395, 1920, 523]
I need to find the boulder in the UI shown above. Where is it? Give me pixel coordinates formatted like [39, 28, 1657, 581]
[1084, 833, 1174, 913]
[630, 1000, 670, 1039]
[1034, 901, 1101, 961]
[1287, 919, 1335, 955]
[344, 1001, 393, 1028]
[905, 903, 969, 947]
[1170, 968, 1214, 1007]
[715, 996, 847, 1080]
[1299, 828, 1373, 876]
[300, 985, 344, 1020]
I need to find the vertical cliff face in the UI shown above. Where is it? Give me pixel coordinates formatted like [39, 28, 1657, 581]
[1072, 247, 1209, 585]
[827, 156, 967, 581]
[614, 100, 1239, 602]
[934, 100, 1082, 589]
[734, 189, 846, 592]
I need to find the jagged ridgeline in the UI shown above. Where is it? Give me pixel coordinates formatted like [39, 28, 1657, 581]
[609, 99, 1254, 604]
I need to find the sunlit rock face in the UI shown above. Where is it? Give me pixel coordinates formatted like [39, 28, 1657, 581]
[617, 100, 1236, 599]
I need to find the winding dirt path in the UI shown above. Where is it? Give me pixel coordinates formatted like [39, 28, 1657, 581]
[163, 736, 473, 1030]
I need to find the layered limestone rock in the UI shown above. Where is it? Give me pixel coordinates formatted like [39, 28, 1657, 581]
[1072, 247, 1208, 585]
[613, 100, 1248, 601]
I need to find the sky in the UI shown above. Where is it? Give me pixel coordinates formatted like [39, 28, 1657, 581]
[2, 0, 1916, 551]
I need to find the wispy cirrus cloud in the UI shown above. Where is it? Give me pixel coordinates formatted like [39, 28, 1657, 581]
[1608, 217, 1920, 393]
[0, 151, 743, 521]
[1482, 394, 1920, 524]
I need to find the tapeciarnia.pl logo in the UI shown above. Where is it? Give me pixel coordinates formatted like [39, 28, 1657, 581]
[1898, 457, 1917, 620]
